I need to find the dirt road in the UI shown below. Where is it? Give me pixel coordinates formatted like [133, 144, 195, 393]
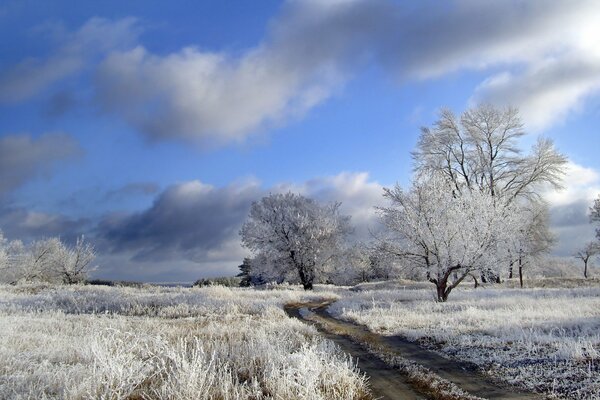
[285, 301, 541, 400]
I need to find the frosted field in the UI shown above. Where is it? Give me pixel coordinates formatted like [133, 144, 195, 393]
[329, 281, 600, 399]
[0, 284, 369, 400]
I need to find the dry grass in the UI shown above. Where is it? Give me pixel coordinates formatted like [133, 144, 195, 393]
[0, 284, 370, 400]
[330, 283, 600, 399]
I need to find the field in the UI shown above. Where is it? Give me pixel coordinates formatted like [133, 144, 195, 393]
[0, 284, 369, 400]
[1, 280, 599, 399]
[329, 280, 600, 399]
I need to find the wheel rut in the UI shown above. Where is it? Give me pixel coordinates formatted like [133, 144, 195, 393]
[285, 300, 542, 400]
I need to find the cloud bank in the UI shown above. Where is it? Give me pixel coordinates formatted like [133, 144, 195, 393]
[4, 1, 600, 143]
[95, 172, 385, 279]
[94, 0, 600, 141]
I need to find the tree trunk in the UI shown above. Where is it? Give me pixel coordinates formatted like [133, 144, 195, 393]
[518, 250, 524, 288]
[508, 261, 513, 279]
[436, 281, 449, 302]
[298, 269, 313, 290]
[518, 266, 523, 288]
[292, 251, 314, 290]
[472, 275, 479, 289]
[584, 259, 588, 279]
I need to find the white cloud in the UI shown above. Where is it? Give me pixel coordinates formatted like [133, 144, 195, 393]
[471, 54, 600, 130]
[5, 1, 600, 141]
[93, 0, 600, 142]
[545, 162, 600, 207]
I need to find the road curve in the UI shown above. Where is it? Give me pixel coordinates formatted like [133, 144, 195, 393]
[285, 300, 541, 400]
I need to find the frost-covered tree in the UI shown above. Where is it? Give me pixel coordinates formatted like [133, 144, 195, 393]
[53, 236, 96, 284]
[17, 237, 63, 283]
[378, 177, 522, 301]
[575, 242, 599, 279]
[413, 105, 566, 281]
[0, 232, 96, 285]
[240, 192, 352, 290]
[0, 231, 9, 275]
[413, 105, 567, 200]
[591, 195, 600, 240]
[505, 202, 555, 287]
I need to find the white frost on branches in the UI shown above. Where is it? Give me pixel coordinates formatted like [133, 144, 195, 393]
[378, 177, 524, 301]
[0, 231, 96, 284]
[240, 192, 352, 289]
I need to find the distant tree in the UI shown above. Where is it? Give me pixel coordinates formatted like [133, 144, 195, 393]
[506, 202, 555, 287]
[237, 258, 253, 287]
[412, 105, 567, 282]
[17, 238, 63, 283]
[591, 195, 600, 240]
[0, 232, 96, 285]
[378, 177, 522, 302]
[336, 245, 376, 284]
[240, 193, 352, 290]
[0, 231, 9, 277]
[53, 236, 96, 284]
[575, 242, 600, 279]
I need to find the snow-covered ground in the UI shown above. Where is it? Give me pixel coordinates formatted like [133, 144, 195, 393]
[0, 284, 369, 400]
[329, 280, 600, 399]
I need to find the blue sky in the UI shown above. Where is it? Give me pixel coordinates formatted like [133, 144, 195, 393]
[1, 0, 600, 282]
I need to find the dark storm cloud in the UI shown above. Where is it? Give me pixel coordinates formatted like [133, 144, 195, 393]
[0, 206, 89, 244]
[95, 173, 384, 276]
[97, 180, 263, 262]
[0, 132, 83, 195]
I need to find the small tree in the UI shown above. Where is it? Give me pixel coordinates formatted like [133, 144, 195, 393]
[0, 232, 96, 285]
[53, 236, 96, 284]
[240, 192, 352, 290]
[236, 258, 254, 287]
[378, 177, 522, 302]
[575, 242, 599, 279]
[506, 202, 555, 287]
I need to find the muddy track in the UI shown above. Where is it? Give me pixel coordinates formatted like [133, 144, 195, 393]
[285, 300, 541, 400]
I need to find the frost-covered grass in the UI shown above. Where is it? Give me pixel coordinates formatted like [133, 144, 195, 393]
[330, 282, 600, 399]
[0, 283, 370, 400]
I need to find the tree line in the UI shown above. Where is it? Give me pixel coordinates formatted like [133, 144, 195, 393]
[239, 105, 592, 301]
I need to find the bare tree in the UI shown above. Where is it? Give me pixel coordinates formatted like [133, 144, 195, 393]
[240, 193, 352, 290]
[378, 177, 522, 302]
[575, 242, 600, 279]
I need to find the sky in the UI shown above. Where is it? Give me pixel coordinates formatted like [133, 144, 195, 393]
[1, 0, 600, 282]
